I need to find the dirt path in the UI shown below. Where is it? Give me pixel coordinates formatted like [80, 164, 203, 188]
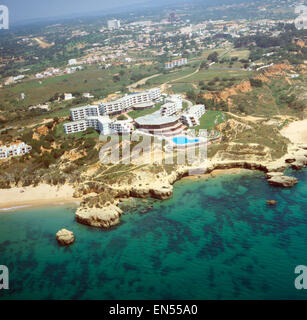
[226, 112, 265, 123]
[128, 73, 162, 91]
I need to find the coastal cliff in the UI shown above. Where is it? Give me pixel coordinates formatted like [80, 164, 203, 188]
[72, 141, 306, 228]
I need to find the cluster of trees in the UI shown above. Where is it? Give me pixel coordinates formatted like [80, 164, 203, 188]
[249, 79, 263, 88]
[207, 52, 219, 63]
[234, 26, 306, 65]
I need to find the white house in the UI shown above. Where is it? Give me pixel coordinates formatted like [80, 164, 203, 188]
[68, 59, 77, 65]
[64, 93, 74, 101]
[83, 93, 94, 99]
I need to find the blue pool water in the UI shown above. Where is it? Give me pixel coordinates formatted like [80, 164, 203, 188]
[172, 136, 200, 145]
[0, 169, 306, 300]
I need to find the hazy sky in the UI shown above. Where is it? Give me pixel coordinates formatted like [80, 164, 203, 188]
[1, 0, 185, 24]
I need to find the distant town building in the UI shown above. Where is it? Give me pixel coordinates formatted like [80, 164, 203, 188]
[68, 59, 77, 65]
[0, 142, 32, 159]
[168, 13, 179, 23]
[295, 5, 307, 30]
[108, 19, 121, 30]
[165, 58, 188, 69]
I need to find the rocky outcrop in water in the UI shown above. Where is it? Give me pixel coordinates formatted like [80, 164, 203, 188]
[266, 172, 284, 179]
[290, 155, 307, 170]
[56, 229, 75, 245]
[268, 175, 298, 188]
[266, 200, 277, 205]
[76, 204, 122, 228]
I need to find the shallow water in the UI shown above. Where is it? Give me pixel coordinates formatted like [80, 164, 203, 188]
[0, 169, 306, 300]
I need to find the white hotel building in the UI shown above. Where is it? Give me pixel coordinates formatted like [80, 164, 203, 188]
[180, 104, 206, 127]
[100, 88, 161, 115]
[160, 94, 183, 117]
[63, 116, 133, 135]
[0, 142, 32, 159]
[69, 88, 161, 120]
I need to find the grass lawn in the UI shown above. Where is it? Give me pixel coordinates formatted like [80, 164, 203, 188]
[144, 66, 196, 87]
[128, 104, 161, 119]
[193, 111, 227, 130]
[177, 68, 252, 83]
[223, 49, 250, 60]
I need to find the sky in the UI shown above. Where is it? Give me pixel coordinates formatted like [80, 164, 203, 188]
[1, 0, 187, 24]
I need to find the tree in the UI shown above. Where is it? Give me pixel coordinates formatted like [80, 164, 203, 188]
[207, 52, 219, 63]
[200, 61, 209, 70]
[186, 90, 197, 102]
[113, 75, 120, 82]
[250, 78, 263, 87]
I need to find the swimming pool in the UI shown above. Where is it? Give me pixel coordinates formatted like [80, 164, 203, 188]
[172, 136, 200, 145]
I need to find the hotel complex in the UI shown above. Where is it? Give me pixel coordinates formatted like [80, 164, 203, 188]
[0, 142, 32, 159]
[165, 58, 188, 69]
[64, 88, 161, 135]
[64, 87, 207, 138]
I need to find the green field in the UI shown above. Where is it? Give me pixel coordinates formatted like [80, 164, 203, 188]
[194, 111, 227, 130]
[0, 64, 157, 111]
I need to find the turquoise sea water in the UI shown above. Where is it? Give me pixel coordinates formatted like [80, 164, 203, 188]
[0, 169, 306, 300]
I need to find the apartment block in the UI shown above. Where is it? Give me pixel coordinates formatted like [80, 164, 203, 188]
[180, 104, 206, 127]
[100, 88, 161, 115]
[165, 58, 188, 69]
[0, 142, 32, 159]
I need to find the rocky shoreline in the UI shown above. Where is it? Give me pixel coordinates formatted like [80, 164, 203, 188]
[74, 143, 307, 229]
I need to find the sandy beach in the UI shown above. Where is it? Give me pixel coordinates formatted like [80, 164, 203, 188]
[181, 168, 250, 182]
[280, 119, 307, 144]
[0, 184, 80, 211]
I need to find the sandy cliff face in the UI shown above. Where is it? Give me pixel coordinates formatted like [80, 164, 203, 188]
[203, 80, 252, 102]
[72, 137, 307, 229]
